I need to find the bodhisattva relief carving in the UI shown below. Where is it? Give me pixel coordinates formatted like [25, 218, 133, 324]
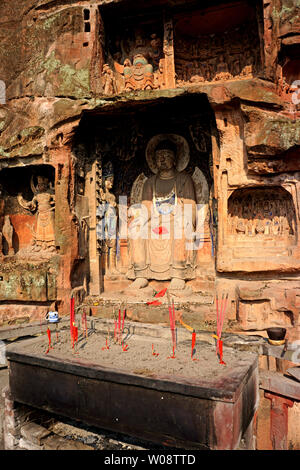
[96, 162, 119, 275]
[228, 189, 297, 242]
[127, 135, 199, 291]
[2, 215, 14, 256]
[0, 184, 16, 257]
[17, 175, 56, 257]
[175, 21, 260, 85]
[101, 30, 163, 94]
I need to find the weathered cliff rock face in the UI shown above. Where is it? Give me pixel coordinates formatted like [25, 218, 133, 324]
[0, 0, 299, 336]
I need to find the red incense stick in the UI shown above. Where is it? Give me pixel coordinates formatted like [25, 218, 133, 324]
[102, 338, 110, 350]
[114, 319, 117, 342]
[191, 330, 199, 361]
[45, 327, 52, 354]
[121, 309, 126, 333]
[118, 308, 121, 332]
[70, 297, 75, 345]
[214, 293, 228, 365]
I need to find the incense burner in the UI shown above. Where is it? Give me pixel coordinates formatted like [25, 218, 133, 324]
[6, 332, 259, 450]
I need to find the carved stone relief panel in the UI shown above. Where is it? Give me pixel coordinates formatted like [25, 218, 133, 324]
[227, 187, 297, 245]
[0, 166, 56, 260]
[174, 20, 261, 86]
[100, 20, 165, 94]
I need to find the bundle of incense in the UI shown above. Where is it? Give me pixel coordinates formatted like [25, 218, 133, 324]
[118, 308, 121, 340]
[70, 297, 75, 346]
[113, 309, 126, 344]
[85, 313, 88, 338]
[72, 325, 78, 349]
[213, 293, 228, 365]
[177, 313, 198, 361]
[167, 296, 176, 359]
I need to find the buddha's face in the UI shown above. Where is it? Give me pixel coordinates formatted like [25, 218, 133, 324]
[155, 149, 176, 171]
[37, 176, 48, 191]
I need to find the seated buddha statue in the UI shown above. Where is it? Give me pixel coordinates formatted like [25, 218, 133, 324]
[128, 137, 197, 290]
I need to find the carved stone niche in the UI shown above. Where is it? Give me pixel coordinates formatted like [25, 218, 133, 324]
[227, 186, 297, 247]
[99, 8, 166, 95]
[173, 1, 261, 86]
[0, 165, 56, 260]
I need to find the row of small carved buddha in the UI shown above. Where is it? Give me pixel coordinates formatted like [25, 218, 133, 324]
[228, 197, 296, 237]
[176, 50, 260, 84]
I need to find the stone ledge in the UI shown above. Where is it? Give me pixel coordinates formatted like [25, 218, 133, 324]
[259, 370, 300, 401]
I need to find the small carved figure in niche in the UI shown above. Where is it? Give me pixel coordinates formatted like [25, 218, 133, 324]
[215, 55, 232, 81]
[271, 200, 280, 236]
[17, 175, 56, 253]
[229, 54, 241, 77]
[236, 218, 246, 234]
[102, 63, 117, 95]
[230, 198, 239, 234]
[124, 54, 154, 91]
[208, 57, 217, 81]
[2, 215, 14, 256]
[255, 199, 265, 235]
[241, 49, 253, 76]
[255, 216, 265, 235]
[189, 60, 205, 83]
[122, 30, 157, 91]
[286, 199, 296, 235]
[96, 162, 119, 276]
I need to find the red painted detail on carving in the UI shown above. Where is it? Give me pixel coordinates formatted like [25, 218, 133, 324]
[147, 300, 162, 306]
[154, 288, 167, 298]
[152, 226, 168, 235]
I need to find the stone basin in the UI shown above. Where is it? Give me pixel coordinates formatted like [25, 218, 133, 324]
[6, 332, 259, 450]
